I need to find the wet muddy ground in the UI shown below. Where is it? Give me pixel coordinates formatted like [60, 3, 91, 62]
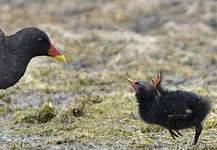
[0, 0, 217, 149]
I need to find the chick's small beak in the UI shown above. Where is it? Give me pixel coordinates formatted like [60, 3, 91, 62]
[128, 79, 139, 92]
[48, 41, 66, 63]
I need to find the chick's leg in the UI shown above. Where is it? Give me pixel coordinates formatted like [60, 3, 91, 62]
[169, 129, 179, 140]
[194, 124, 202, 145]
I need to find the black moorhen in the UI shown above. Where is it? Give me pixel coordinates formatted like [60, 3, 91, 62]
[0, 27, 66, 89]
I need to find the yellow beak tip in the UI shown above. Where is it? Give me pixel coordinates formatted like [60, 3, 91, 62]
[53, 55, 67, 63]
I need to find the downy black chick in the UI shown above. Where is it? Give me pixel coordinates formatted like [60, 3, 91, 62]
[128, 73, 211, 145]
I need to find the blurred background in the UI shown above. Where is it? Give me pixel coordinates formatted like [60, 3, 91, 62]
[0, 0, 217, 149]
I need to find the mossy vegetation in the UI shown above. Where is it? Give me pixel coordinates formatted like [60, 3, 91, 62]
[0, 106, 9, 114]
[0, 0, 217, 149]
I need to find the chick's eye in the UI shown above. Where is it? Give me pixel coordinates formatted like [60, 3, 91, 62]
[135, 82, 139, 85]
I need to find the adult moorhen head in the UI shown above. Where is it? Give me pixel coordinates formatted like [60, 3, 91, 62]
[0, 27, 66, 89]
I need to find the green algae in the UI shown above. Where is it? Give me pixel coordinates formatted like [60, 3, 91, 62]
[0, 106, 9, 114]
[38, 99, 56, 123]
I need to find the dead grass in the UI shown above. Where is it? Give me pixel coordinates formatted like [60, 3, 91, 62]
[0, 0, 217, 149]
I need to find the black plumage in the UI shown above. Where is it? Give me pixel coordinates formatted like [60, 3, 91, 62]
[0, 27, 66, 89]
[128, 73, 211, 145]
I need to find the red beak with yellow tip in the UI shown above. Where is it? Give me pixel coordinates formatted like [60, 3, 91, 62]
[48, 40, 66, 63]
[128, 79, 139, 93]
